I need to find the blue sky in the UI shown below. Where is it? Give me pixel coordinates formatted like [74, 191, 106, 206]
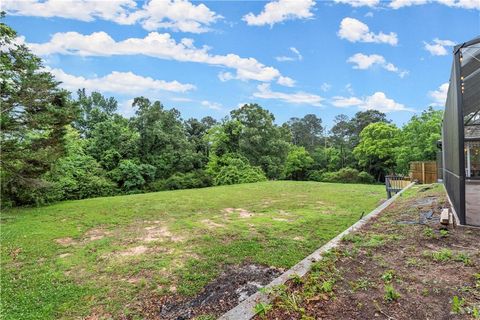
[4, 0, 480, 128]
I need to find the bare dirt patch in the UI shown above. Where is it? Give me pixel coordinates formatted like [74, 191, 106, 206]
[140, 225, 184, 243]
[133, 264, 282, 320]
[84, 228, 110, 241]
[55, 237, 76, 246]
[117, 245, 148, 257]
[258, 186, 480, 320]
[201, 219, 225, 229]
[238, 208, 254, 218]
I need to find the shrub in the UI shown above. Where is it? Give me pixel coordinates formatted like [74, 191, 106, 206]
[358, 171, 375, 184]
[210, 154, 267, 186]
[148, 170, 213, 191]
[309, 168, 375, 184]
[307, 170, 325, 182]
[108, 160, 156, 192]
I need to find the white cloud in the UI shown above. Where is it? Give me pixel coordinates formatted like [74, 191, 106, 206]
[170, 97, 193, 102]
[390, 0, 479, 9]
[47, 68, 196, 94]
[135, 0, 222, 33]
[3, 0, 222, 33]
[118, 98, 138, 118]
[364, 11, 374, 17]
[334, 0, 380, 7]
[243, 0, 316, 27]
[429, 82, 449, 106]
[347, 53, 408, 77]
[321, 82, 332, 92]
[276, 46, 303, 62]
[277, 76, 296, 87]
[218, 71, 234, 82]
[331, 96, 364, 108]
[423, 38, 456, 56]
[28, 31, 293, 85]
[331, 92, 413, 113]
[201, 100, 223, 110]
[389, 0, 428, 9]
[253, 83, 323, 106]
[338, 17, 398, 45]
[2, 0, 138, 23]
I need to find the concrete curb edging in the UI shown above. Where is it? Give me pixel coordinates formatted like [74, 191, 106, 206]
[219, 182, 416, 320]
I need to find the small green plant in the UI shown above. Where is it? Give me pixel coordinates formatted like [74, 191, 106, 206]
[280, 292, 304, 313]
[384, 284, 400, 302]
[195, 315, 216, 320]
[428, 248, 453, 262]
[382, 270, 395, 283]
[254, 302, 272, 318]
[451, 296, 465, 314]
[472, 306, 479, 318]
[454, 252, 471, 266]
[320, 279, 335, 293]
[406, 258, 421, 267]
[290, 274, 304, 285]
[439, 229, 449, 238]
[349, 278, 371, 292]
[421, 288, 429, 296]
[423, 227, 435, 238]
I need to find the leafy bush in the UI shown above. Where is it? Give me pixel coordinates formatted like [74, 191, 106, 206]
[358, 171, 375, 184]
[309, 168, 375, 184]
[46, 154, 117, 201]
[307, 170, 325, 182]
[148, 170, 213, 191]
[210, 154, 267, 186]
[108, 160, 156, 192]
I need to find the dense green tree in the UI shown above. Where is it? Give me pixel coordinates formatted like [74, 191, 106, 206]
[209, 153, 266, 186]
[184, 116, 217, 167]
[354, 122, 401, 181]
[230, 104, 290, 179]
[348, 110, 390, 147]
[330, 114, 354, 168]
[74, 90, 118, 137]
[396, 107, 442, 173]
[86, 114, 139, 171]
[283, 146, 314, 180]
[287, 114, 323, 152]
[311, 147, 343, 172]
[108, 159, 156, 192]
[0, 19, 77, 206]
[131, 97, 196, 178]
[45, 126, 116, 201]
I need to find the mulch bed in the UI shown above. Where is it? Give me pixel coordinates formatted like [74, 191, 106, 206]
[255, 185, 480, 320]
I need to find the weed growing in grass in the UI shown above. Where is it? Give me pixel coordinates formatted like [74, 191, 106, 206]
[290, 274, 304, 285]
[384, 284, 401, 302]
[342, 234, 364, 244]
[451, 296, 465, 314]
[254, 302, 272, 318]
[381, 270, 395, 283]
[439, 229, 449, 238]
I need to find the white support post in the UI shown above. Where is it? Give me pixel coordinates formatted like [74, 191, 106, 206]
[466, 144, 471, 178]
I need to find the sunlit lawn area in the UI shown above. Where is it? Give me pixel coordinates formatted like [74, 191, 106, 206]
[1, 181, 384, 319]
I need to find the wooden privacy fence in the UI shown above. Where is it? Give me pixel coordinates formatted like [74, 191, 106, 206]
[385, 175, 411, 198]
[410, 161, 437, 184]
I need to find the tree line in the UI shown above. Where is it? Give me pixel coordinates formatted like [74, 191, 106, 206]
[0, 20, 443, 207]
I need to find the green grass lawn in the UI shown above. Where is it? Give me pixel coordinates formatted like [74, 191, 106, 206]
[1, 181, 384, 319]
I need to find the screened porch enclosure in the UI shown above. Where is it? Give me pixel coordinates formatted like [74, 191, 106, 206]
[442, 36, 480, 227]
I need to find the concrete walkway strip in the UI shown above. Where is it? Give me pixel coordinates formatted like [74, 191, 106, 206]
[219, 182, 416, 320]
